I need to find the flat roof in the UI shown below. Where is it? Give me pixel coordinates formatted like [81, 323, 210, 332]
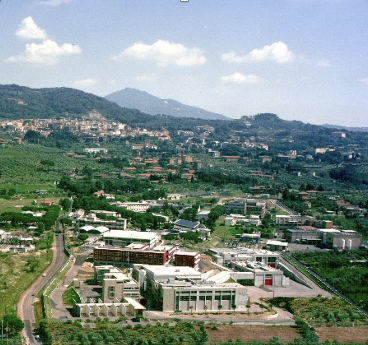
[102, 230, 158, 240]
[266, 240, 288, 246]
[317, 229, 341, 233]
[175, 250, 200, 256]
[211, 247, 277, 256]
[143, 265, 200, 276]
[241, 233, 260, 238]
[124, 297, 146, 310]
[198, 210, 210, 215]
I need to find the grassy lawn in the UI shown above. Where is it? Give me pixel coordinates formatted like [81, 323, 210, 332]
[62, 288, 81, 305]
[212, 216, 243, 240]
[0, 196, 62, 213]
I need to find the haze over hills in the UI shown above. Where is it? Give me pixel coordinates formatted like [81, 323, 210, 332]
[322, 124, 368, 132]
[105, 88, 229, 121]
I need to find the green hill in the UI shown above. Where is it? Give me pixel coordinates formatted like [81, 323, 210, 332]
[0, 84, 153, 125]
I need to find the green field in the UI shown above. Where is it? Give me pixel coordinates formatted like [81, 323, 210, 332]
[0, 249, 52, 317]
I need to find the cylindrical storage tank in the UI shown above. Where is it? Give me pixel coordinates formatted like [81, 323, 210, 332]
[341, 239, 345, 249]
[347, 239, 352, 250]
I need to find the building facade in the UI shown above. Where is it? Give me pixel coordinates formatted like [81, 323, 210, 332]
[156, 281, 247, 313]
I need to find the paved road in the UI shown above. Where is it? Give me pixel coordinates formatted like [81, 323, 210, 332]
[50, 251, 92, 320]
[17, 224, 65, 345]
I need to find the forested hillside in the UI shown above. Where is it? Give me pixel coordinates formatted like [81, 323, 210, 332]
[0, 84, 153, 125]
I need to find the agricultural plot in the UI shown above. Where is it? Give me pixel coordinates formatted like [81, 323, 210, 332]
[0, 144, 103, 192]
[205, 325, 300, 344]
[38, 320, 208, 345]
[269, 297, 368, 328]
[292, 251, 368, 312]
[316, 327, 368, 343]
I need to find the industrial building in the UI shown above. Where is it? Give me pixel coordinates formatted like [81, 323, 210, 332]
[286, 228, 362, 249]
[323, 229, 362, 249]
[224, 198, 266, 217]
[229, 261, 288, 287]
[210, 248, 280, 268]
[209, 248, 289, 287]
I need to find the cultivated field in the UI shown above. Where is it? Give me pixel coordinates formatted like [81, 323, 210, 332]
[205, 325, 300, 343]
[316, 327, 368, 343]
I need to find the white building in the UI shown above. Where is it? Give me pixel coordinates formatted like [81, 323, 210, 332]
[84, 148, 108, 154]
[74, 267, 145, 319]
[197, 210, 210, 221]
[139, 265, 201, 284]
[102, 230, 160, 248]
[157, 280, 247, 313]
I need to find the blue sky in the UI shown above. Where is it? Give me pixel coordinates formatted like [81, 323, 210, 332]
[1, 0, 368, 127]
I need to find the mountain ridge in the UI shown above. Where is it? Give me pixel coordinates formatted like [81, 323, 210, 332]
[105, 87, 229, 121]
[1, 84, 367, 134]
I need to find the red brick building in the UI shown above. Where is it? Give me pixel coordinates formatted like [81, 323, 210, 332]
[94, 246, 200, 268]
[173, 251, 200, 268]
[93, 247, 172, 267]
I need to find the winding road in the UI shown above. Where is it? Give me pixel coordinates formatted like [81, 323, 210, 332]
[17, 222, 66, 345]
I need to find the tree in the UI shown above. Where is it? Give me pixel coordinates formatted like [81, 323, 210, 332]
[262, 213, 272, 226]
[218, 304, 223, 312]
[203, 305, 208, 315]
[59, 198, 71, 211]
[35, 221, 45, 236]
[3, 315, 24, 336]
[189, 305, 194, 315]
[140, 219, 147, 232]
[232, 303, 237, 314]
[40, 159, 55, 167]
[8, 188, 16, 197]
[23, 130, 43, 144]
[78, 234, 89, 242]
[246, 297, 251, 313]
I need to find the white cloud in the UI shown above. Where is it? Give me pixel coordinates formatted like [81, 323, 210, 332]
[15, 17, 48, 40]
[316, 59, 330, 67]
[221, 73, 262, 84]
[114, 39, 207, 67]
[74, 78, 97, 87]
[132, 74, 157, 82]
[6, 39, 81, 65]
[222, 41, 293, 64]
[360, 78, 368, 85]
[38, 0, 76, 6]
